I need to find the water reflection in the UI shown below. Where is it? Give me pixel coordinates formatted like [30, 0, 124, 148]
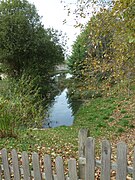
[43, 88, 74, 128]
[43, 73, 82, 128]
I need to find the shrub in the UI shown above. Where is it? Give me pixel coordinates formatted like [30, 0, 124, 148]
[0, 74, 45, 137]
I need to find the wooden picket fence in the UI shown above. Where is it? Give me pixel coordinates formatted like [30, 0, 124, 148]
[0, 128, 135, 179]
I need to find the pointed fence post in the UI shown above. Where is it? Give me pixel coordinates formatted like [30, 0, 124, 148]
[85, 137, 95, 180]
[68, 158, 77, 180]
[32, 152, 42, 180]
[133, 146, 135, 180]
[55, 156, 65, 180]
[0, 164, 2, 180]
[1, 148, 11, 180]
[22, 151, 31, 180]
[78, 128, 89, 179]
[44, 154, 53, 180]
[101, 140, 111, 180]
[116, 142, 127, 180]
[53, 174, 58, 180]
[11, 149, 20, 180]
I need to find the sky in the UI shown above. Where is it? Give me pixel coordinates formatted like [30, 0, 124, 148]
[27, 0, 111, 55]
[28, 0, 91, 55]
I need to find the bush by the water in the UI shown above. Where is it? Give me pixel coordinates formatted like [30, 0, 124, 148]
[0, 75, 45, 138]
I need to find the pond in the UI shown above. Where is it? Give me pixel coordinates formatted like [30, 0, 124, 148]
[43, 73, 82, 128]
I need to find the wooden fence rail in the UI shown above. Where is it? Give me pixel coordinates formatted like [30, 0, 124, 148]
[0, 128, 135, 179]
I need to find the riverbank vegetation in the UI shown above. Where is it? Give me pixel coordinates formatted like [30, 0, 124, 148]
[68, 0, 135, 100]
[0, 81, 134, 163]
[0, 0, 134, 169]
[0, 0, 65, 137]
[0, 76, 45, 138]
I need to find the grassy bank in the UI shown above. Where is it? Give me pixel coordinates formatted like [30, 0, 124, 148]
[0, 81, 134, 163]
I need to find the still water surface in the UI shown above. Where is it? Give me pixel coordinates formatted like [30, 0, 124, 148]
[43, 88, 74, 128]
[43, 73, 82, 128]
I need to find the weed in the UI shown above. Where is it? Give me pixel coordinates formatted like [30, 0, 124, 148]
[109, 117, 115, 122]
[129, 124, 135, 128]
[118, 119, 129, 127]
[102, 115, 109, 120]
[123, 115, 131, 118]
[97, 122, 107, 128]
[120, 109, 127, 114]
[117, 127, 125, 133]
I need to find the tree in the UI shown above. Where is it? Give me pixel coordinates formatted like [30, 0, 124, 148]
[68, 25, 89, 79]
[68, 0, 135, 97]
[69, 10, 115, 91]
[0, 0, 64, 78]
[111, 0, 135, 81]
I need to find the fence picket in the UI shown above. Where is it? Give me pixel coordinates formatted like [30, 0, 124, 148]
[44, 154, 53, 180]
[11, 149, 20, 180]
[0, 165, 2, 180]
[101, 140, 111, 180]
[22, 151, 31, 180]
[133, 146, 135, 180]
[68, 158, 77, 180]
[65, 175, 70, 180]
[1, 148, 11, 180]
[55, 156, 65, 180]
[53, 174, 58, 180]
[85, 137, 95, 180]
[0, 129, 135, 179]
[78, 128, 89, 179]
[116, 142, 127, 180]
[32, 152, 42, 180]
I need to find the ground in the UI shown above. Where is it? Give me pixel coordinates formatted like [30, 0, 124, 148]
[0, 81, 134, 179]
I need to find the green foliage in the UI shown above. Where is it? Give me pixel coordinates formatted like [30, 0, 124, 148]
[117, 127, 125, 133]
[120, 109, 127, 114]
[0, 75, 45, 137]
[0, 0, 65, 137]
[118, 118, 129, 127]
[68, 26, 89, 78]
[69, 10, 115, 93]
[109, 117, 115, 122]
[0, 0, 64, 78]
[0, 82, 134, 155]
[113, 0, 135, 43]
[68, 1, 135, 97]
[0, 98, 17, 138]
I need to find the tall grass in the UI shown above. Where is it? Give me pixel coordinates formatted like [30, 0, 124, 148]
[0, 75, 45, 138]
